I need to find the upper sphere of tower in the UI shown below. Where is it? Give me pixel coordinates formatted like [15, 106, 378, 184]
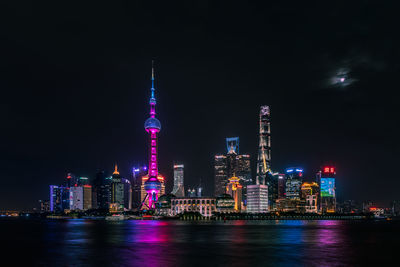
[144, 117, 161, 130]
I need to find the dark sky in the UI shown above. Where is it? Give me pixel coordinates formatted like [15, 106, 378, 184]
[1, 1, 399, 210]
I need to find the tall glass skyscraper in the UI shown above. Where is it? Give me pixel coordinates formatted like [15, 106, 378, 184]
[172, 163, 185, 197]
[285, 168, 303, 200]
[214, 137, 252, 198]
[256, 105, 271, 185]
[111, 164, 124, 210]
[214, 155, 227, 196]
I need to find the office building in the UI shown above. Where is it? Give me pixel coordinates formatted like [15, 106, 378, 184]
[39, 200, 50, 212]
[49, 185, 63, 213]
[256, 105, 271, 185]
[285, 168, 303, 200]
[122, 178, 132, 210]
[187, 188, 196, 197]
[226, 176, 243, 211]
[214, 137, 252, 199]
[111, 164, 124, 210]
[214, 155, 227, 196]
[131, 166, 147, 208]
[70, 186, 84, 210]
[301, 182, 319, 213]
[277, 174, 285, 198]
[171, 163, 185, 197]
[93, 170, 112, 210]
[247, 184, 269, 213]
[83, 185, 92, 210]
[318, 166, 336, 213]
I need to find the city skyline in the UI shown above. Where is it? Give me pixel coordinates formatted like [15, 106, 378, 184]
[2, 2, 399, 210]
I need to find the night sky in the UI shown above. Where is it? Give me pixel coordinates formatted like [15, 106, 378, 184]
[2, 1, 399, 210]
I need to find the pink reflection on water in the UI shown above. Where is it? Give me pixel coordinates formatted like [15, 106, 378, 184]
[130, 220, 171, 243]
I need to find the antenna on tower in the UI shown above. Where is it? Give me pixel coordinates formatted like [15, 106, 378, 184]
[151, 60, 155, 88]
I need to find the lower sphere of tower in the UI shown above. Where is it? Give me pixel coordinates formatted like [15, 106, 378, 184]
[144, 179, 161, 191]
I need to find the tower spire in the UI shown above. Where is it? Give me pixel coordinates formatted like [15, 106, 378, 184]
[113, 163, 119, 175]
[149, 60, 156, 117]
[151, 59, 155, 93]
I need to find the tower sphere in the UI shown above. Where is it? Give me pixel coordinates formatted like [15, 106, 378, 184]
[144, 117, 161, 131]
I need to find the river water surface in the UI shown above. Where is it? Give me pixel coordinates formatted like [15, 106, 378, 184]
[0, 218, 397, 266]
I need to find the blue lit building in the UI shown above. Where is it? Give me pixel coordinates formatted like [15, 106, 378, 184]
[285, 168, 304, 200]
[50, 185, 69, 213]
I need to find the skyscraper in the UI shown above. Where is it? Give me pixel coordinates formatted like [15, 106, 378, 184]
[301, 182, 319, 213]
[49, 185, 63, 213]
[256, 105, 271, 185]
[318, 166, 336, 213]
[93, 170, 112, 210]
[285, 168, 303, 200]
[141, 62, 165, 209]
[214, 155, 227, 196]
[247, 184, 269, 213]
[70, 186, 83, 210]
[226, 176, 243, 211]
[226, 137, 239, 154]
[111, 164, 124, 210]
[277, 173, 285, 199]
[214, 137, 252, 199]
[83, 185, 92, 210]
[172, 163, 185, 197]
[122, 178, 132, 210]
[131, 166, 146, 208]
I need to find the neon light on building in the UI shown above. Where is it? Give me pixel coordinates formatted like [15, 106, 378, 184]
[142, 61, 164, 209]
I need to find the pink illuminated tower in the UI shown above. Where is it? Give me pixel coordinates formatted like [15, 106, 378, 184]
[141, 61, 164, 209]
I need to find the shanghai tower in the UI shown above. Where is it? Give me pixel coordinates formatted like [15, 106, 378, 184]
[256, 105, 271, 185]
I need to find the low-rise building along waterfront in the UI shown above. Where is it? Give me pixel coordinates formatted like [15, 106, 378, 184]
[171, 197, 216, 217]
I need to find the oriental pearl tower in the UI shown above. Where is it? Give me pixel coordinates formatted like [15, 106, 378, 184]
[141, 61, 164, 209]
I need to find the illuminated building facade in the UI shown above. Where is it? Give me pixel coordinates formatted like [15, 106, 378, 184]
[172, 163, 185, 197]
[318, 166, 336, 213]
[131, 166, 146, 208]
[277, 173, 285, 199]
[155, 194, 175, 216]
[141, 62, 165, 209]
[285, 168, 303, 200]
[214, 137, 252, 200]
[70, 186, 83, 210]
[83, 185, 92, 210]
[276, 198, 302, 212]
[187, 188, 196, 197]
[214, 155, 227, 196]
[171, 197, 216, 217]
[111, 164, 124, 210]
[49, 185, 63, 213]
[94, 170, 112, 210]
[226, 176, 243, 211]
[247, 184, 269, 213]
[301, 182, 319, 213]
[256, 105, 271, 185]
[39, 200, 50, 212]
[122, 178, 132, 210]
[65, 173, 76, 188]
[77, 177, 89, 186]
[216, 194, 235, 213]
[267, 173, 278, 211]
